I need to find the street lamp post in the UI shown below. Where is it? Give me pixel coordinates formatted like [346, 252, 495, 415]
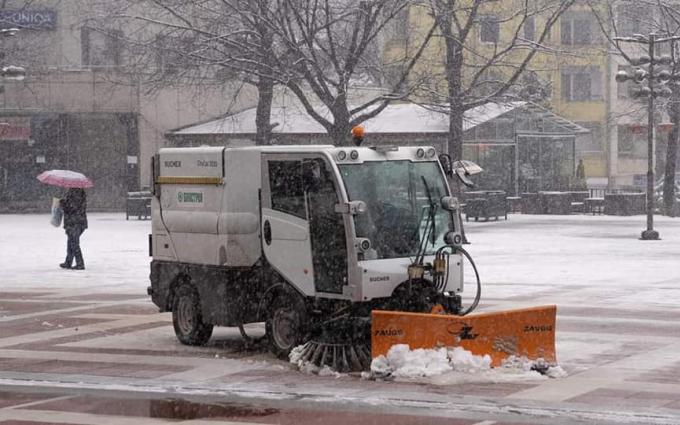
[614, 33, 680, 240]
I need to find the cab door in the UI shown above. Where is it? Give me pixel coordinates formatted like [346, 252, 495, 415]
[261, 155, 347, 296]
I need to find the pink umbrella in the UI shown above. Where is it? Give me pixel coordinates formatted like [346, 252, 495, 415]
[37, 169, 93, 188]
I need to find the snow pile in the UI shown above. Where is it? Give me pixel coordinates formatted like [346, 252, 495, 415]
[368, 344, 567, 384]
[370, 344, 490, 379]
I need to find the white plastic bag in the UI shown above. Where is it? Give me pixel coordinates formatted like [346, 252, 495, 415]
[50, 197, 63, 227]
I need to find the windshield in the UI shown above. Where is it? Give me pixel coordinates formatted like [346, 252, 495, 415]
[339, 160, 453, 260]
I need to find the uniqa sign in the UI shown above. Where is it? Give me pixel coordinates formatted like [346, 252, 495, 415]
[0, 10, 57, 30]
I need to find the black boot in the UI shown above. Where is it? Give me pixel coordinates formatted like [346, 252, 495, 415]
[59, 263, 72, 269]
[73, 264, 85, 270]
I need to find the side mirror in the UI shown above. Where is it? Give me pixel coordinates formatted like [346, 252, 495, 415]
[455, 168, 475, 188]
[334, 200, 367, 215]
[439, 153, 453, 177]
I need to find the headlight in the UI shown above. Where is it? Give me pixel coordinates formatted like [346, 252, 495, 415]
[444, 231, 463, 247]
[356, 238, 371, 252]
[427, 148, 436, 158]
[416, 148, 425, 158]
[337, 150, 347, 161]
[350, 150, 359, 160]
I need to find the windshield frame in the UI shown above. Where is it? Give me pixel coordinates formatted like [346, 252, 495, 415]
[338, 159, 454, 261]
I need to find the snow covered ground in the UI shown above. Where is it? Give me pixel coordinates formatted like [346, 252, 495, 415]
[3, 212, 680, 423]
[6, 212, 679, 297]
[2, 213, 150, 294]
[4, 212, 680, 381]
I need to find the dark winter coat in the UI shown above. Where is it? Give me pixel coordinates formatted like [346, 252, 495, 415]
[60, 188, 88, 230]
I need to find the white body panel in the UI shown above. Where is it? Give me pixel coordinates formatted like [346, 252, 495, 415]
[261, 208, 315, 296]
[219, 150, 262, 266]
[152, 144, 462, 303]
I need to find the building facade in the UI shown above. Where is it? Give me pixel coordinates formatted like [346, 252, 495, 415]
[0, 1, 253, 211]
[389, 0, 674, 190]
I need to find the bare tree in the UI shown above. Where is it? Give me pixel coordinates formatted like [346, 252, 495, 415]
[255, 0, 436, 144]
[87, 0, 434, 146]
[413, 0, 576, 161]
[588, 0, 680, 215]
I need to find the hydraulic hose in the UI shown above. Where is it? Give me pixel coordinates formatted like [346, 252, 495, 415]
[435, 244, 481, 316]
[456, 246, 481, 316]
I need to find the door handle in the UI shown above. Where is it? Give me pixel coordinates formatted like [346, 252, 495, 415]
[263, 220, 272, 245]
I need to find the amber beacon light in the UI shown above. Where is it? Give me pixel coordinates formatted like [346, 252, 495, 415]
[351, 125, 365, 146]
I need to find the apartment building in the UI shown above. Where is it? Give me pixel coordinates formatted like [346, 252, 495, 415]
[0, 1, 252, 211]
[389, 1, 672, 190]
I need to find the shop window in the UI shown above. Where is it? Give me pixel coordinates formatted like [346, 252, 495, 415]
[479, 15, 499, 43]
[81, 27, 123, 68]
[561, 66, 602, 101]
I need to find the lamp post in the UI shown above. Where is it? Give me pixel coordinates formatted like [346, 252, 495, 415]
[614, 33, 680, 240]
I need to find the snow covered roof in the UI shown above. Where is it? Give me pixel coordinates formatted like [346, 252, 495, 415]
[171, 100, 588, 136]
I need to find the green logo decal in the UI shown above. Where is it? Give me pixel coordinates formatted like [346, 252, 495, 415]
[177, 191, 203, 203]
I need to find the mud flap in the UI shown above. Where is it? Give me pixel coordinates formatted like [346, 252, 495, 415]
[371, 305, 557, 367]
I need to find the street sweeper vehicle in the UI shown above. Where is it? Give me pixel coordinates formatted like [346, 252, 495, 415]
[147, 144, 556, 371]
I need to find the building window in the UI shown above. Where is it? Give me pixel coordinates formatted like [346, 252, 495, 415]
[618, 124, 646, 157]
[616, 65, 634, 99]
[561, 66, 602, 101]
[616, 3, 651, 36]
[155, 34, 198, 75]
[81, 27, 123, 68]
[561, 12, 596, 46]
[392, 8, 409, 42]
[524, 16, 535, 42]
[576, 121, 603, 152]
[479, 15, 499, 43]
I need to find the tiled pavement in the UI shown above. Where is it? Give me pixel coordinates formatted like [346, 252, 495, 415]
[2, 288, 680, 424]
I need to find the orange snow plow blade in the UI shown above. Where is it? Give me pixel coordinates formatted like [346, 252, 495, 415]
[371, 305, 556, 367]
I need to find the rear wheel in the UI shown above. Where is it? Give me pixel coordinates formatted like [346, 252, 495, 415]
[266, 292, 308, 359]
[172, 283, 213, 345]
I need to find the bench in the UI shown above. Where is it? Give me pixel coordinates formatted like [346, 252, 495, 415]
[465, 191, 508, 221]
[584, 197, 604, 215]
[126, 191, 152, 220]
[604, 193, 646, 216]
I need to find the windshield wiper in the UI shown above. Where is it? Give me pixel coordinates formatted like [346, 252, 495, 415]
[415, 176, 437, 265]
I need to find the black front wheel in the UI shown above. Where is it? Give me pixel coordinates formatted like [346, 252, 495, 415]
[266, 292, 308, 359]
[172, 283, 213, 346]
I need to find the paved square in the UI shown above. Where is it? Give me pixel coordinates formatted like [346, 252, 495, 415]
[1, 213, 680, 424]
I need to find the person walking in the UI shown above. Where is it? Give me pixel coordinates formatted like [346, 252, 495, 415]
[59, 188, 88, 270]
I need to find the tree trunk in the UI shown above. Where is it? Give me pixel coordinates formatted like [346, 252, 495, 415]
[255, 76, 274, 145]
[445, 35, 464, 161]
[329, 99, 352, 146]
[663, 102, 679, 216]
[329, 118, 351, 146]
